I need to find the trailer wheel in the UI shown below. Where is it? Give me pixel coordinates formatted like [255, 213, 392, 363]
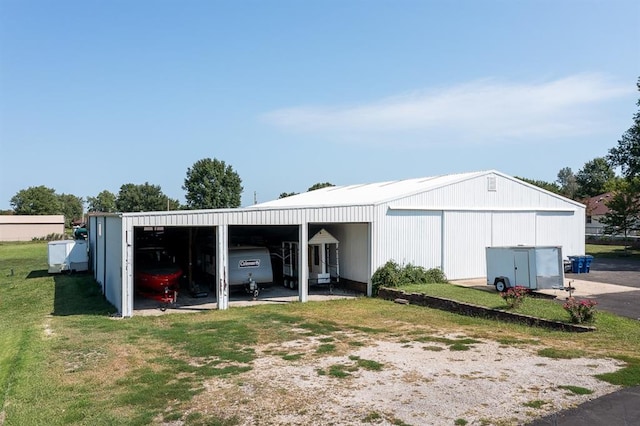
[494, 278, 507, 292]
[289, 280, 295, 289]
[253, 289, 259, 298]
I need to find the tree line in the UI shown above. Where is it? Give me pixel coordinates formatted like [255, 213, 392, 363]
[4, 158, 335, 225]
[4, 78, 639, 237]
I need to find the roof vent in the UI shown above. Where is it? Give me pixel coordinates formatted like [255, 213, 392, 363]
[487, 176, 497, 192]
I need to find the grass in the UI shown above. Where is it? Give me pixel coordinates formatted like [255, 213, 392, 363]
[401, 282, 571, 322]
[1, 241, 640, 424]
[558, 385, 593, 395]
[523, 399, 548, 409]
[586, 243, 640, 259]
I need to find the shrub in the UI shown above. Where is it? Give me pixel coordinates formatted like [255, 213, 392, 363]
[500, 286, 528, 308]
[400, 263, 430, 284]
[371, 261, 448, 295]
[563, 297, 598, 324]
[424, 267, 447, 283]
[371, 260, 402, 295]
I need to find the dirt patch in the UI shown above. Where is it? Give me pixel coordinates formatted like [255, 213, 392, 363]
[184, 334, 623, 425]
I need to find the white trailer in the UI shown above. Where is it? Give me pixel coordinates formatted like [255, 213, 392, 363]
[198, 245, 273, 298]
[486, 246, 564, 292]
[48, 240, 89, 273]
[282, 228, 340, 289]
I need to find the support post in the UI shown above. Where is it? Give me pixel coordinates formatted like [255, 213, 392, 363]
[216, 225, 229, 310]
[299, 224, 308, 303]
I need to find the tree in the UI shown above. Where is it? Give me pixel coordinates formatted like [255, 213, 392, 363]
[10, 186, 60, 215]
[183, 158, 243, 209]
[608, 77, 640, 180]
[58, 193, 84, 227]
[307, 182, 335, 192]
[116, 183, 173, 212]
[556, 167, 579, 199]
[600, 184, 640, 248]
[87, 190, 117, 213]
[575, 157, 615, 198]
[514, 177, 561, 194]
[279, 192, 298, 199]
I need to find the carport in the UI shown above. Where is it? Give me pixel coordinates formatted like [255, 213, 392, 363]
[88, 208, 373, 317]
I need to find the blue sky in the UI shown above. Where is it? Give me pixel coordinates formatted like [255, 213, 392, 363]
[1, 0, 638, 210]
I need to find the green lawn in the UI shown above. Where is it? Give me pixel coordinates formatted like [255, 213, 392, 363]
[586, 243, 640, 259]
[1, 241, 639, 425]
[401, 282, 570, 322]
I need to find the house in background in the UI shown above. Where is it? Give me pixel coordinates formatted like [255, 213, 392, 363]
[584, 192, 613, 236]
[0, 215, 65, 241]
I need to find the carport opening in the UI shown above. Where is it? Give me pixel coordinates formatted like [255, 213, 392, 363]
[133, 225, 218, 311]
[131, 223, 366, 313]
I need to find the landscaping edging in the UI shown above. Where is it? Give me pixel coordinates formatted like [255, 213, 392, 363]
[378, 288, 596, 332]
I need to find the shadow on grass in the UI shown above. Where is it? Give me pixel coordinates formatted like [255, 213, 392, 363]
[26, 269, 49, 279]
[53, 273, 117, 316]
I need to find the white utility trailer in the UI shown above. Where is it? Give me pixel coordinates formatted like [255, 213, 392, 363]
[282, 228, 340, 289]
[486, 246, 565, 292]
[48, 239, 89, 273]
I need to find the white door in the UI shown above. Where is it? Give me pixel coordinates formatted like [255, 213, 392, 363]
[514, 251, 530, 288]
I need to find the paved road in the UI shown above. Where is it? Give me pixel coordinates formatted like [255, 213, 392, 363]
[528, 385, 640, 426]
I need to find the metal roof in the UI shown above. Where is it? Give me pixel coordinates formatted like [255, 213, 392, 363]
[250, 170, 493, 209]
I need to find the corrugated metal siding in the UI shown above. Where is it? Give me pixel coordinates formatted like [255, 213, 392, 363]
[374, 209, 442, 271]
[124, 206, 374, 228]
[391, 173, 581, 211]
[492, 212, 536, 246]
[536, 212, 585, 257]
[104, 216, 123, 316]
[442, 211, 492, 280]
[0, 215, 65, 241]
[324, 223, 370, 284]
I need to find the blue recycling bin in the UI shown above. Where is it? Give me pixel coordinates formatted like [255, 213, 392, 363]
[584, 255, 593, 273]
[569, 256, 585, 273]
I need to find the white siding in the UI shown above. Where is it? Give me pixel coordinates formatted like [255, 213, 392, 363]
[124, 206, 374, 228]
[104, 216, 124, 316]
[536, 212, 585, 258]
[390, 172, 581, 212]
[325, 223, 370, 284]
[374, 209, 442, 271]
[492, 212, 536, 246]
[442, 212, 492, 280]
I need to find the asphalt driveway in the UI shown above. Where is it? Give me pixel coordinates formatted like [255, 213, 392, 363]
[565, 257, 640, 320]
[566, 257, 640, 288]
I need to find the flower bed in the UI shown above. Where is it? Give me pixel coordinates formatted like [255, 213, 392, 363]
[378, 288, 596, 332]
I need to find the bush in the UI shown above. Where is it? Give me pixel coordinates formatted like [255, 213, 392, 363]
[371, 260, 447, 295]
[371, 260, 402, 295]
[500, 286, 528, 308]
[563, 297, 598, 324]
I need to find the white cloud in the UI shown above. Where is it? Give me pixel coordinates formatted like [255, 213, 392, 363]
[261, 73, 631, 145]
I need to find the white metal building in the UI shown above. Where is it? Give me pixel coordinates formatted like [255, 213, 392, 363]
[88, 170, 585, 317]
